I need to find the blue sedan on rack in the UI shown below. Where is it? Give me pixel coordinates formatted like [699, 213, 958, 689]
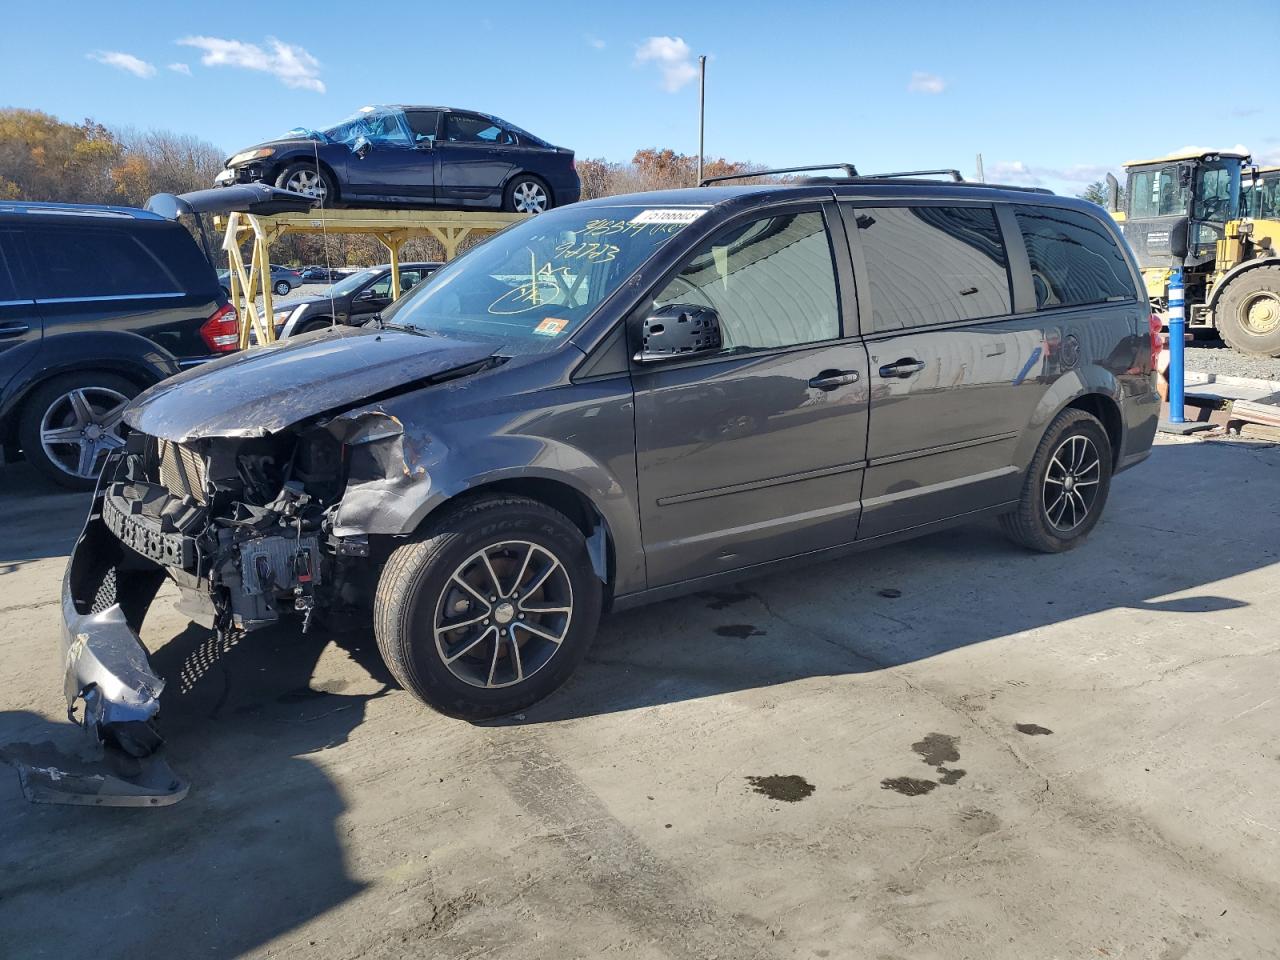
[214, 105, 580, 214]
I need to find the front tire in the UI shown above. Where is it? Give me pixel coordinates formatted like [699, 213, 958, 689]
[1000, 408, 1112, 553]
[18, 372, 138, 490]
[275, 162, 336, 205]
[503, 175, 551, 214]
[374, 495, 603, 720]
[1216, 265, 1280, 358]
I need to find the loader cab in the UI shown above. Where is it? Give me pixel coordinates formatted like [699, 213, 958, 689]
[1120, 151, 1248, 270]
[1242, 166, 1280, 220]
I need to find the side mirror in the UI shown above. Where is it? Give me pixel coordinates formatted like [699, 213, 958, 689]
[357, 288, 382, 301]
[352, 135, 372, 159]
[1168, 217, 1190, 261]
[633, 303, 722, 362]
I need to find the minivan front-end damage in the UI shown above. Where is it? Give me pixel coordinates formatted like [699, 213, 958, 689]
[58, 392, 443, 801]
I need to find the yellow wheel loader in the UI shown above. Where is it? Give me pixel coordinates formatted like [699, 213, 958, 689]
[1107, 151, 1280, 357]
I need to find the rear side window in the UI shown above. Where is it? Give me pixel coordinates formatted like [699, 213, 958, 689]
[0, 234, 20, 300]
[445, 114, 516, 145]
[1014, 206, 1136, 309]
[653, 210, 840, 352]
[853, 205, 1010, 333]
[26, 225, 182, 300]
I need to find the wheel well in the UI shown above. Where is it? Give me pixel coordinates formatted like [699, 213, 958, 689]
[4, 365, 152, 447]
[1065, 393, 1122, 467]
[433, 478, 612, 588]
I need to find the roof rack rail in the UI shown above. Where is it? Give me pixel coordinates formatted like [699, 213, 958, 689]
[861, 169, 965, 181]
[699, 163, 857, 187]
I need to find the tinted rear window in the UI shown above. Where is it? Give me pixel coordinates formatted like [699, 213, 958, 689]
[1014, 206, 1136, 309]
[853, 205, 1011, 332]
[26, 222, 214, 301]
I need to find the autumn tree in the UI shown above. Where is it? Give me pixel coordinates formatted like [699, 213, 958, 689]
[0, 109, 122, 203]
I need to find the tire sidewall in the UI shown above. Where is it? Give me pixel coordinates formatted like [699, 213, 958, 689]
[1026, 414, 1112, 550]
[275, 163, 336, 205]
[390, 505, 601, 718]
[18, 372, 138, 490]
[1218, 266, 1280, 357]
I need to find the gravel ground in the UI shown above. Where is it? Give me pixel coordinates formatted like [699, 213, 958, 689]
[1185, 340, 1280, 381]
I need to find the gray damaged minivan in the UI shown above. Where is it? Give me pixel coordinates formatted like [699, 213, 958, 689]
[62, 171, 1159, 755]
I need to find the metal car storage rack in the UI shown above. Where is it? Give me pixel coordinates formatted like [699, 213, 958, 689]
[216, 206, 528, 349]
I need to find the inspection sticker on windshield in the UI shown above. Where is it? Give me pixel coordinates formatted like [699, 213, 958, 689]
[630, 208, 706, 225]
[534, 317, 569, 337]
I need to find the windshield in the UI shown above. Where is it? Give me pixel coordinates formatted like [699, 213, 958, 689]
[326, 269, 378, 296]
[382, 204, 706, 353]
[320, 106, 410, 147]
[1128, 164, 1188, 219]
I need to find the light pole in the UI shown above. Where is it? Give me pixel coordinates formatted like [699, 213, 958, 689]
[697, 55, 706, 185]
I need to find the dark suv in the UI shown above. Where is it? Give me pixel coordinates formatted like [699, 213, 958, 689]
[0, 202, 236, 488]
[61, 172, 1158, 760]
[273, 261, 441, 337]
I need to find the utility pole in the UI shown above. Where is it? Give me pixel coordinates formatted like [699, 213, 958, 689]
[697, 55, 707, 185]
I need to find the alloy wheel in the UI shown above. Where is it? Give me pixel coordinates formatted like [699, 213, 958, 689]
[511, 181, 548, 214]
[39, 386, 130, 480]
[1042, 434, 1101, 532]
[433, 540, 573, 689]
[285, 169, 327, 201]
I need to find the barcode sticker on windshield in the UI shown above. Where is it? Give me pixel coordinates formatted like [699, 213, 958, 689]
[629, 209, 706, 225]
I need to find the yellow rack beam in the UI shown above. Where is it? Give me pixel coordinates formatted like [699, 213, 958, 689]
[218, 207, 527, 348]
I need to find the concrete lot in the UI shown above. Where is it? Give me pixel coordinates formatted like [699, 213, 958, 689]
[1, 435, 1278, 959]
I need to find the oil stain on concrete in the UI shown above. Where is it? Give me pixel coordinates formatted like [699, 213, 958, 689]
[1015, 723, 1054, 736]
[881, 732, 967, 796]
[746, 774, 815, 802]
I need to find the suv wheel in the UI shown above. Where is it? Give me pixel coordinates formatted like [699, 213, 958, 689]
[18, 372, 138, 490]
[374, 495, 603, 720]
[999, 408, 1112, 553]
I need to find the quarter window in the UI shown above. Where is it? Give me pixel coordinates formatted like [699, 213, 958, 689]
[653, 210, 840, 352]
[26, 227, 179, 300]
[854, 205, 1011, 332]
[1013, 206, 1136, 309]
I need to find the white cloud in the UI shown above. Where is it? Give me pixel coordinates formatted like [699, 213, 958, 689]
[985, 160, 1114, 187]
[177, 35, 325, 92]
[907, 71, 946, 95]
[167, 62, 192, 76]
[635, 36, 698, 92]
[87, 51, 156, 78]
[1170, 143, 1250, 157]
[586, 34, 606, 50]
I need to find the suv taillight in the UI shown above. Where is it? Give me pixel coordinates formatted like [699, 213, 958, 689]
[1148, 312, 1163, 372]
[200, 303, 239, 353]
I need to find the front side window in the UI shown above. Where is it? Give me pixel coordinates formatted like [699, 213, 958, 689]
[385, 203, 701, 354]
[651, 210, 839, 352]
[1014, 206, 1136, 309]
[26, 227, 179, 300]
[1193, 160, 1241, 222]
[405, 110, 440, 144]
[445, 114, 516, 145]
[855, 205, 1010, 333]
[322, 107, 411, 147]
[1128, 165, 1188, 219]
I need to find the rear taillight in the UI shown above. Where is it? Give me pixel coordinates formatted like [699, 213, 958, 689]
[1148, 312, 1163, 372]
[200, 303, 239, 353]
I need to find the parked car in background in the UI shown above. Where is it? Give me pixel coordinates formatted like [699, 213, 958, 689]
[0, 201, 235, 488]
[217, 264, 302, 298]
[213, 105, 580, 214]
[68, 172, 1158, 742]
[300, 265, 344, 283]
[273, 261, 441, 336]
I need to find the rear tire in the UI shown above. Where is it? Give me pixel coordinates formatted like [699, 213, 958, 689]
[374, 495, 602, 720]
[18, 372, 138, 490]
[1216, 265, 1280, 358]
[1000, 408, 1112, 553]
[273, 280, 291, 297]
[502, 175, 552, 214]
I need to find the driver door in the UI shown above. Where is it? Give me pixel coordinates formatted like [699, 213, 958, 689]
[631, 205, 870, 588]
[344, 112, 433, 202]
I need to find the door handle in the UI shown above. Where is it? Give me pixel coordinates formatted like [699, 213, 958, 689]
[808, 369, 861, 391]
[878, 358, 926, 378]
[0, 320, 29, 338]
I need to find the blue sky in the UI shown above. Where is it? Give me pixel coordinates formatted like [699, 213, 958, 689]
[4, 0, 1278, 196]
